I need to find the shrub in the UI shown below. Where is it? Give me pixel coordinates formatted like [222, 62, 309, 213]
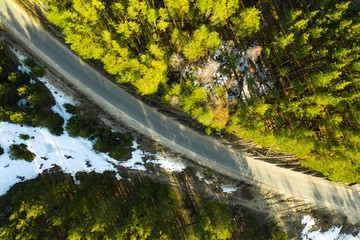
[66, 110, 132, 161]
[93, 129, 132, 160]
[93, 137, 110, 153]
[63, 103, 78, 114]
[28, 90, 49, 107]
[23, 58, 45, 77]
[66, 116, 96, 138]
[0, 146, 4, 155]
[121, 134, 133, 146]
[42, 114, 64, 136]
[9, 112, 25, 123]
[8, 144, 35, 161]
[109, 145, 127, 160]
[19, 134, 30, 140]
[31, 66, 45, 77]
[93, 129, 118, 152]
[23, 58, 36, 68]
[18, 84, 50, 107]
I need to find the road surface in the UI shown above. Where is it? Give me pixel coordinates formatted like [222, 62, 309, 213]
[0, 0, 359, 223]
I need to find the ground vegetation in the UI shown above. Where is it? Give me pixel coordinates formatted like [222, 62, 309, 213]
[0, 41, 64, 135]
[64, 103, 133, 161]
[8, 143, 35, 161]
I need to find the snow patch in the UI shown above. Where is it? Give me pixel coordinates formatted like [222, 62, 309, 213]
[181, 41, 272, 103]
[301, 215, 360, 240]
[0, 113, 189, 196]
[196, 171, 205, 180]
[11, 46, 75, 124]
[0, 49, 188, 196]
[148, 153, 187, 172]
[10, 48, 31, 75]
[17, 98, 28, 107]
[0, 121, 119, 195]
[221, 184, 238, 194]
[196, 171, 217, 184]
[17, 64, 31, 74]
[115, 173, 122, 180]
[116, 141, 146, 171]
[203, 179, 214, 184]
[38, 77, 74, 123]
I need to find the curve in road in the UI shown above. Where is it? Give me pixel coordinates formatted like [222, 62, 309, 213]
[0, 0, 359, 223]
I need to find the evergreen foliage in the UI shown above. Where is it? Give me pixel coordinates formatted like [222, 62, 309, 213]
[0, 173, 251, 239]
[37, 0, 261, 95]
[65, 105, 132, 161]
[0, 41, 64, 135]
[23, 58, 45, 77]
[231, 7, 261, 37]
[37, 0, 360, 183]
[238, 0, 360, 183]
[8, 144, 35, 162]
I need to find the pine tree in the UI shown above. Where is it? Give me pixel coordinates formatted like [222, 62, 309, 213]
[183, 25, 220, 61]
[231, 7, 261, 37]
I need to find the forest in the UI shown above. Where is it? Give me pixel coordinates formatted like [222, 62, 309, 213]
[34, 0, 360, 183]
[0, 172, 288, 239]
[0, 39, 288, 239]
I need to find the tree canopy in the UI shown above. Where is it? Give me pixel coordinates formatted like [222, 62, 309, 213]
[0, 173, 239, 239]
[36, 0, 360, 183]
[38, 0, 261, 95]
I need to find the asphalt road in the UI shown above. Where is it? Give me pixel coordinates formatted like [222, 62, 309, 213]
[1, 0, 359, 223]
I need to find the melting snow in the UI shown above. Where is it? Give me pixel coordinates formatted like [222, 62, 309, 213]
[147, 153, 187, 172]
[0, 47, 188, 196]
[118, 141, 147, 171]
[221, 184, 238, 194]
[196, 171, 217, 184]
[181, 41, 272, 102]
[301, 215, 360, 240]
[0, 121, 119, 196]
[38, 77, 74, 123]
[0, 115, 188, 196]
